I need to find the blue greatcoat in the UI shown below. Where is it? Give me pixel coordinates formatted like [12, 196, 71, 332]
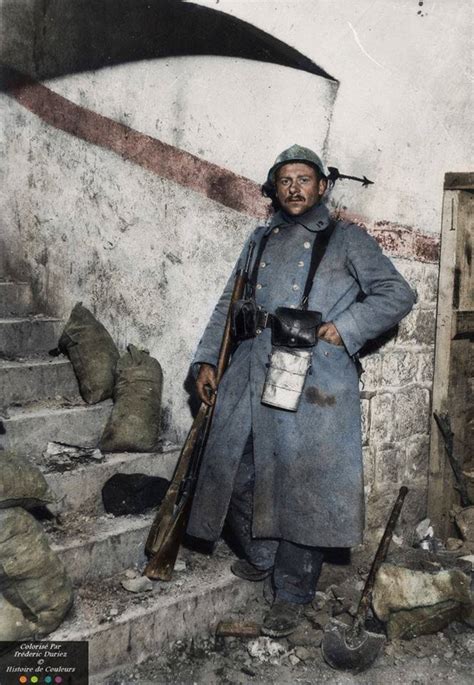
[187, 203, 415, 548]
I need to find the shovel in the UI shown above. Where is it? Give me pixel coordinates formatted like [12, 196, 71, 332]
[322, 485, 408, 673]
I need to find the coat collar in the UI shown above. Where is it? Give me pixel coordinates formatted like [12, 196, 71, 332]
[268, 202, 331, 233]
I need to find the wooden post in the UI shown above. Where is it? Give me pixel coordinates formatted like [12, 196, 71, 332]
[427, 173, 474, 538]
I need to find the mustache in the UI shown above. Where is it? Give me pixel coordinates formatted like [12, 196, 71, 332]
[287, 195, 305, 201]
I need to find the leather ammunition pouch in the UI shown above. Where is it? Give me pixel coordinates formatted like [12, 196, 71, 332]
[231, 299, 258, 340]
[271, 307, 322, 348]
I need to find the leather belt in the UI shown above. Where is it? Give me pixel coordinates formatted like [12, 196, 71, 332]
[255, 309, 274, 330]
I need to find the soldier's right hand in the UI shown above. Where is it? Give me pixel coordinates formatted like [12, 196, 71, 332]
[196, 363, 217, 406]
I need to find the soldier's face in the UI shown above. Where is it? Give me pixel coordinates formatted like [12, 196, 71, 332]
[275, 163, 327, 216]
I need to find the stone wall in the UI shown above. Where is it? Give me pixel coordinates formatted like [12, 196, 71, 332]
[361, 258, 438, 540]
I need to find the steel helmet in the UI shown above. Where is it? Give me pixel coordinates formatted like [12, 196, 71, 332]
[266, 144, 328, 187]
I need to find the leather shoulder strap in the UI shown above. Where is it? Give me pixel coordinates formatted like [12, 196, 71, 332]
[301, 220, 336, 309]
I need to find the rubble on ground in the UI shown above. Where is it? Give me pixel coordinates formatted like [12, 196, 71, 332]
[102, 570, 474, 685]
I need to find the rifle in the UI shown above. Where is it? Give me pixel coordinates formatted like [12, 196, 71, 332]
[144, 240, 256, 580]
[433, 411, 472, 507]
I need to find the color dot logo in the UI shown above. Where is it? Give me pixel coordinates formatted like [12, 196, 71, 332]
[18, 677, 27, 684]
[31, 678, 39, 684]
[54, 677, 63, 684]
[45, 677, 53, 684]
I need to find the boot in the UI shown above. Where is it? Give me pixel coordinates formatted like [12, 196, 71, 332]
[231, 559, 272, 581]
[261, 599, 303, 637]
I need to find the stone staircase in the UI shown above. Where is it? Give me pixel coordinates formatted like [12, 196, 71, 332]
[0, 271, 259, 681]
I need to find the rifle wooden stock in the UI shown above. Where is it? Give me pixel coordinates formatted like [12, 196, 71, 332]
[144, 248, 254, 581]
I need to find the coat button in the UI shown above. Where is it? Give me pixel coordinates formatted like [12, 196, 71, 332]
[304, 241, 311, 248]
[292, 284, 300, 291]
[273, 227, 280, 234]
[298, 260, 304, 267]
[256, 283, 262, 290]
[256, 328, 262, 335]
[260, 261, 266, 268]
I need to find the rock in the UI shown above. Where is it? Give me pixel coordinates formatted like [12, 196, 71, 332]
[373, 561, 472, 639]
[387, 600, 470, 640]
[124, 568, 138, 579]
[293, 646, 315, 661]
[109, 607, 119, 617]
[333, 613, 352, 628]
[121, 576, 153, 593]
[312, 591, 330, 610]
[174, 560, 187, 572]
[247, 637, 286, 663]
[459, 554, 474, 570]
[287, 621, 319, 647]
[373, 563, 471, 621]
[288, 653, 300, 666]
[306, 609, 332, 629]
[454, 506, 474, 541]
[331, 579, 361, 613]
[415, 518, 433, 541]
[446, 538, 464, 551]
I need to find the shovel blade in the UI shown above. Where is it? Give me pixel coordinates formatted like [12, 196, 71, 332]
[322, 621, 385, 673]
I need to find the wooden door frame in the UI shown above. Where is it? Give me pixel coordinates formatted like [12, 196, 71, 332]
[427, 172, 473, 538]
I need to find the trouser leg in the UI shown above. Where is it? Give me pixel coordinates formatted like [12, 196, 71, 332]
[273, 540, 324, 604]
[226, 432, 277, 570]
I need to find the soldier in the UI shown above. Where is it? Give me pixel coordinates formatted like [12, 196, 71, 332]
[187, 145, 415, 637]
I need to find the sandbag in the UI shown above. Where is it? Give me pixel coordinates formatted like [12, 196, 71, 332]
[99, 345, 163, 452]
[0, 452, 56, 509]
[58, 302, 119, 404]
[0, 508, 73, 639]
[102, 473, 170, 515]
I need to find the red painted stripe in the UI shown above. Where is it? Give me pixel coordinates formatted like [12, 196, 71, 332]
[9, 72, 269, 219]
[7, 72, 439, 262]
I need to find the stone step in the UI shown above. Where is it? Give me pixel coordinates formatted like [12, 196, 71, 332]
[0, 400, 113, 456]
[50, 544, 260, 676]
[0, 281, 34, 316]
[0, 316, 62, 357]
[46, 511, 155, 583]
[43, 447, 180, 514]
[0, 355, 80, 407]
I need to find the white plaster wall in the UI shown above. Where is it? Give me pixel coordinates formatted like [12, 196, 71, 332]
[194, 0, 473, 235]
[45, 57, 337, 182]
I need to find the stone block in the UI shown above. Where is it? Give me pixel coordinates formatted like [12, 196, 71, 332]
[0, 282, 34, 317]
[0, 317, 63, 357]
[369, 392, 395, 445]
[417, 350, 435, 384]
[405, 434, 430, 483]
[416, 263, 439, 304]
[44, 448, 180, 514]
[400, 486, 428, 529]
[396, 307, 436, 347]
[361, 398, 370, 445]
[0, 401, 113, 457]
[455, 506, 474, 541]
[50, 555, 261, 675]
[366, 484, 401, 536]
[0, 356, 80, 408]
[363, 446, 375, 489]
[375, 446, 403, 484]
[394, 386, 430, 438]
[395, 261, 439, 304]
[359, 353, 382, 391]
[381, 350, 418, 387]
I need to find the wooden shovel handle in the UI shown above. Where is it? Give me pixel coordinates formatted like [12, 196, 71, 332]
[354, 486, 408, 631]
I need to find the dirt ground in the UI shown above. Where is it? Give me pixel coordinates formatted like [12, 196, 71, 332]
[101, 586, 474, 685]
